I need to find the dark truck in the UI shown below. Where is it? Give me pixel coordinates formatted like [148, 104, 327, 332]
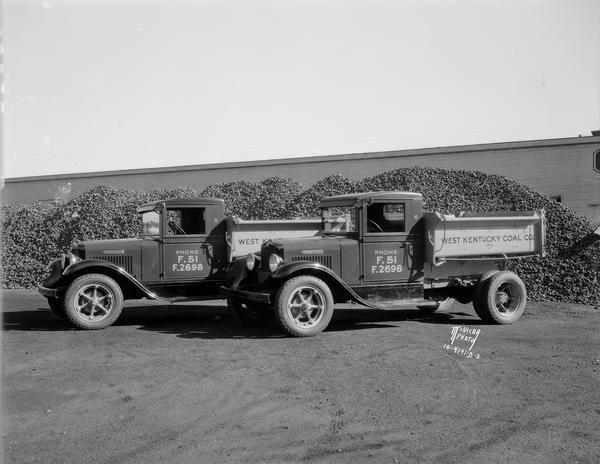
[38, 198, 320, 329]
[222, 191, 546, 337]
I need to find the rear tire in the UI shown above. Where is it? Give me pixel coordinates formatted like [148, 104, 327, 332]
[275, 276, 334, 337]
[472, 270, 499, 320]
[228, 298, 271, 326]
[477, 271, 526, 324]
[64, 274, 123, 330]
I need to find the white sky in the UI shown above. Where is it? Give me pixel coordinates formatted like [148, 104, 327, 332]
[2, 0, 600, 178]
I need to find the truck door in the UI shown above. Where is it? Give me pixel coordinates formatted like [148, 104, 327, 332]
[161, 205, 227, 281]
[361, 201, 423, 284]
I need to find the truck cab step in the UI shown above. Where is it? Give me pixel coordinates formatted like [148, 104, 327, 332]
[365, 298, 439, 310]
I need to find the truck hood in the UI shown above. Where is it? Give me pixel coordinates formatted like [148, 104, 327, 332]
[263, 235, 355, 273]
[266, 235, 342, 252]
[77, 238, 143, 257]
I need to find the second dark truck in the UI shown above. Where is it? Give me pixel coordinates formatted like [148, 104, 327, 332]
[222, 191, 545, 337]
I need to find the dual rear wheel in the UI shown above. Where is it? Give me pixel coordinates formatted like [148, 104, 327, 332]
[473, 271, 526, 324]
[416, 270, 527, 324]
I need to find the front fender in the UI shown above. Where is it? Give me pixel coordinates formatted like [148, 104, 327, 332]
[62, 259, 160, 300]
[272, 261, 378, 308]
[42, 258, 64, 288]
[272, 261, 338, 280]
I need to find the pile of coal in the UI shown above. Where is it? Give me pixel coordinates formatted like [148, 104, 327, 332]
[2, 167, 598, 306]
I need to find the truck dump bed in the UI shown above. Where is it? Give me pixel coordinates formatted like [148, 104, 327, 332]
[424, 210, 545, 265]
[226, 218, 321, 259]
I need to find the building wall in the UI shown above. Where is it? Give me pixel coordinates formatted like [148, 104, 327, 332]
[3, 136, 600, 223]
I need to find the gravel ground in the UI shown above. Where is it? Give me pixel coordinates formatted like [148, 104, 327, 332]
[2, 289, 600, 464]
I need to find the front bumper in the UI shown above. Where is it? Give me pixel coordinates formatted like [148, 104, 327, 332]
[220, 286, 271, 304]
[37, 285, 59, 298]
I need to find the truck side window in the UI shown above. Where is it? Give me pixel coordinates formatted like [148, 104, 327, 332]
[366, 203, 405, 233]
[166, 208, 206, 235]
[142, 211, 160, 236]
[322, 206, 357, 233]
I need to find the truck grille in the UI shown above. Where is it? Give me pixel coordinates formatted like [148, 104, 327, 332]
[91, 255, 133, 274]
[290, 254, 332, 269]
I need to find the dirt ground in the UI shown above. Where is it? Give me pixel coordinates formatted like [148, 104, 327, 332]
[2, 289, 599, 464]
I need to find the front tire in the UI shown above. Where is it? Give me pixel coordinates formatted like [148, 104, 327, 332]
[227, 298, 271, 326]
[477, 271, 526, 324]
[275, 275, 334, 337]
[64, 274, 124, 329]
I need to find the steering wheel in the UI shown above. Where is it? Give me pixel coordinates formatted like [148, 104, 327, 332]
[368, 220, 383, 233]
[168, 220, 186, 235]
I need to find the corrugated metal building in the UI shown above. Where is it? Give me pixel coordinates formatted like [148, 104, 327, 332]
[2, 135, 600, 222]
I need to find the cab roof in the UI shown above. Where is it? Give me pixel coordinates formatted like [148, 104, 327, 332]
[137, 197, 224, 213]
[318, 191, 422, 208]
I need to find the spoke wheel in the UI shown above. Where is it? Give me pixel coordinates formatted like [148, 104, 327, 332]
[286, 286, 326, 329]
[275, 276, 334, 337]
[64, 274, 123, 330]
[74, 284, 113, 322]
[477, 271, 526, 324]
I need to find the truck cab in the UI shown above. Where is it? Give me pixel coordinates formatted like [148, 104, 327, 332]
[39, 198, 229, 329]
[136, 198, 228, 297]
[319, 191, 424, 286]
[223, 191, 545, 337]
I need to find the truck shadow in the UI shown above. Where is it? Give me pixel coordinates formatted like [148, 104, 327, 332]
[328, 307, 483, 332]
[3, 304, 484, 338]
[131, 308, 484, 339]
[132, 307, 485, 339]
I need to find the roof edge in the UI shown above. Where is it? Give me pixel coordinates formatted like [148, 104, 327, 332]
[5, 135, 600, 183]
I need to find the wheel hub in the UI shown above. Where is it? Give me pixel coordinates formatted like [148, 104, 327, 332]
[498, 292, 509, 304]
[74, 284, 113, 321]
[287, 286, 325, 329]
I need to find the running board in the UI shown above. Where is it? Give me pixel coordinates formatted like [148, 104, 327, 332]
[351, 283, 434, 310]
[365, 298, 438, 310]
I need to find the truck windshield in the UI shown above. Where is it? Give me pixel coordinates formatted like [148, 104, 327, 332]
[142, 211, 160, 236]
[321, 206, 357, 234]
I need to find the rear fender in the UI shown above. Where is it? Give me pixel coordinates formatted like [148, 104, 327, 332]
[61, 259, 160, 300]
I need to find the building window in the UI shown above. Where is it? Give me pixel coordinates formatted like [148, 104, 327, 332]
[549, 195, 562, 203]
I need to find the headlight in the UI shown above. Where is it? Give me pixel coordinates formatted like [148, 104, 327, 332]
[268, 254, 283, 273]
[61, 252, 80, 269]
[246, 253, 257, 271]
